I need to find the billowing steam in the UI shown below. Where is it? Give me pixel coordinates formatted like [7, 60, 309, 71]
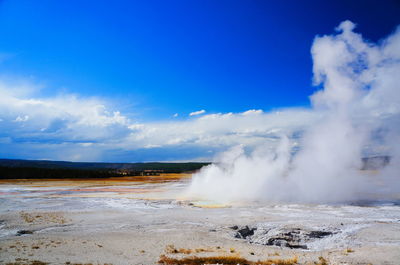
[186, 21, 400, 204]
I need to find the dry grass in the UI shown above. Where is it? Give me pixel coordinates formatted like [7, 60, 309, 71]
[314, 256, 328, 265]
[6, 261, 48, 265]
[65, 263, 93, 265]
[165, 245, 215, 255]
[65, 263, 113, 265]
[194, 248, 215, 253]
[345, 248, 354, 253]
[158, 254, 299, 265]
[165, 245, 192, 255]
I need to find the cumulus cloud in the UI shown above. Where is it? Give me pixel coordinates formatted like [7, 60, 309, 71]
[1, 21, 399, 164]
[0, 81, 133, 160]
[126, 108, 317, 151]
[0, 83, 129, 130]
[0, 79, 317, 161]
[189, 109, 206, 116]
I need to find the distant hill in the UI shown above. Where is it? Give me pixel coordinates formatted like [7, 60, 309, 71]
[0, 159, 211, 179]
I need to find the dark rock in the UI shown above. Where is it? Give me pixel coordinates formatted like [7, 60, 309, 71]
[266, 238, 288, 247]
[16, 230, 33, 236]
[235, 226, 336, 250]
[261, 228, 309, 249]
[287, 243, 308, 249]
[235, 226, 256, 239]
[209, 229, 216, 232]
[308, 231, 333, 238]
[229, 225, 239, 230]
[265, 237, 308, 249]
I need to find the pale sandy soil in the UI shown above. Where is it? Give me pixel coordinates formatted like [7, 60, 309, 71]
[0, 176, 399, 265]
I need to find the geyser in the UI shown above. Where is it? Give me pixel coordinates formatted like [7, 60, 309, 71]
[186, 21, 400, 204]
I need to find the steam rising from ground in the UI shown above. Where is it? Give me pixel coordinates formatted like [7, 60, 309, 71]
[186, 21, 400, 204]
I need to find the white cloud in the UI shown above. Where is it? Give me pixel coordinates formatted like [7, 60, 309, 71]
[242, 109, 263, 115]
[189, 109, 206, 116]
[15, 115, 29, 122]
[1, 21, 399, 162]
[79, 142, 94, 147]
[0, 80, 317, 161]
[122, 108, 318, 156]
[0, 81, 131, 146]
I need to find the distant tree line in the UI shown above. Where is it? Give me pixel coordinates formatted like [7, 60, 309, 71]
[0, 155, 390, 179]
[0, 160, 210, 179]
[0, 166, 121, 179]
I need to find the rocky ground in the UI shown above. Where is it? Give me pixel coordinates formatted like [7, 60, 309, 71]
[0, 178, 399, 264]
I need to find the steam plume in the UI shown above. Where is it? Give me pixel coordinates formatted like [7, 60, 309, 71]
[186, 21, 400, 204]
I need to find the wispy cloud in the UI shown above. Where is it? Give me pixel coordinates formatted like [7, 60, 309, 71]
[189, 109, 206, 116]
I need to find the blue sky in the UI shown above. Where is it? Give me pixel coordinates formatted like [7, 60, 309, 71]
[0, 0, 399, 162]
